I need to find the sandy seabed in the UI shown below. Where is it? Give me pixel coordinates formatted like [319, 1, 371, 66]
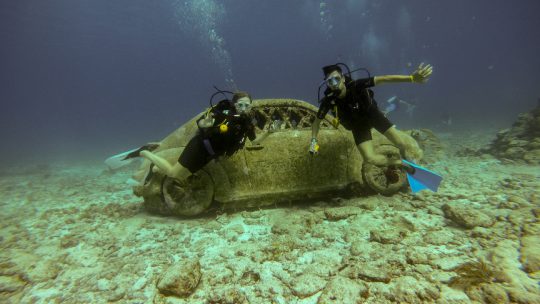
[1, 131, 539, 304]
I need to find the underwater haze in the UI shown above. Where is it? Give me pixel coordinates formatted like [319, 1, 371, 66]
[1, 0, 539, 166]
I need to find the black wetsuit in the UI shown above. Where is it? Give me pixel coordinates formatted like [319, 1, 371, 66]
[317, 76, 393, 144]
[179, 101, 256, 173]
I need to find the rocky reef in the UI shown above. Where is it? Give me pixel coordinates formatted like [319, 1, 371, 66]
[1, 129, 539, 303]
[482, 102, 540, 164]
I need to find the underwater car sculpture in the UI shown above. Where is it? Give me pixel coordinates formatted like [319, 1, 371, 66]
[132, 99, 413, 216]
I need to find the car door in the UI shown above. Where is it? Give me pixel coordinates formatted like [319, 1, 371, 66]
[243, 103, 351, 197]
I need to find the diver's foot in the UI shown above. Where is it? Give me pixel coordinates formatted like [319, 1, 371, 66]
[367, 155, 392, 167]
[388, 158, 403, 166]
[139, 150, 151, 159]
[124, 144, 160, 160]
[398, 148, 418, 164]
[141, 142, 160, 152]
[400, 162, 416, 174]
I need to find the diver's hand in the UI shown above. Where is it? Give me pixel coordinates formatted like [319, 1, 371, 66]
[411, 63, 433, 83]
[197, 112, 215, 129]
[198, 116, 214, 129]
[309, 138, 320, 155]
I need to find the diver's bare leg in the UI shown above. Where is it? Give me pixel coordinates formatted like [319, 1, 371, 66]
[168, 162, 192, 180]
[383, 126, 406, 152]
[383, 126, 422, 162]
[357, 140, 389, 166]
[140, 151, 191, 180]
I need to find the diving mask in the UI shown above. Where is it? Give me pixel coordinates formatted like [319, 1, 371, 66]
[326, 75, 342, 88]
[234, 101, 251, 113]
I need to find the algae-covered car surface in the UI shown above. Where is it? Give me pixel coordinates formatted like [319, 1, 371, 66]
[132, 99, 411, 216]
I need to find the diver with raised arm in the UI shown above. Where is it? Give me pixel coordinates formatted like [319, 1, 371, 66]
[310, 63, 433, 166]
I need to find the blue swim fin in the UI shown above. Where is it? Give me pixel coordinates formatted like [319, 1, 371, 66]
[402, 159, 443, 193]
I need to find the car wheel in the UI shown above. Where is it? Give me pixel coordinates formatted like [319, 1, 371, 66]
[362, 145, 407, 195]
[162, 170, 214, 216]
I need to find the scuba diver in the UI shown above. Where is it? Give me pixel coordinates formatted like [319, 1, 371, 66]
[140, 91, 273, 181]
[310, 62, 433, 167]
[382, 95, 416, 117]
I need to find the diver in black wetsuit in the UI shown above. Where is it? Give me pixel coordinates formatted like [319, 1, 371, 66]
[310, 63, 433, 166]
[141, 91, 272, 181]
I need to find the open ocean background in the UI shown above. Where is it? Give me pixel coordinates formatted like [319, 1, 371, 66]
[1, 0, 539, 166]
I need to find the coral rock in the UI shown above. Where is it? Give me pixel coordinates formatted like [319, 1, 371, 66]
[348, 264, 391, 283]
[206, 287, 248, 304]
[442, 203, 494, 229]
[483, 103, 540, 164]
[369, 229, 406, 244]
[481, 283, 509, 304]
[388, 276, 441, 303]
[521, 223, 540, 273]
[317, 276, 367, 304]
[290, 273, 327, 298]
[156, 259, 201, 298]
[0, 275, 25, 293]
[423, 229, 454, 245]
[324, 206, 360, 221]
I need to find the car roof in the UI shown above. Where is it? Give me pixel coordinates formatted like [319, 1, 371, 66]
[156, 99, 332, 149]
